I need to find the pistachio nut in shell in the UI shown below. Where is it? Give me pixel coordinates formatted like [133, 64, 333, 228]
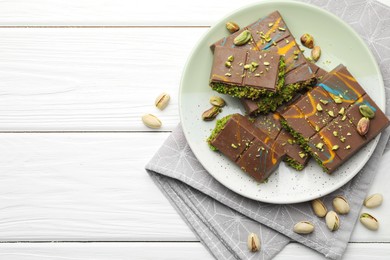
[364, 193, 383, 208]
[142, 114, 162, 129]
[360, 213, 379, 231]
[311, 46, 321, 62]
[226, 21, 240, 33]
[325, 211, 340, 231]
[359, 104, 375, 118]
[247, 233, 260, 252]
[300, 33, 314, 48]
[311, 199, 327, 218]
[293, 221, 314, 234]
[209, 96, 226, 107]
[202, 106, 221, 121]
[357, 117, 370, 136]
[332, 196, 350, 215]
[233, 30, 252, 46]
[155, 92, 170, 110]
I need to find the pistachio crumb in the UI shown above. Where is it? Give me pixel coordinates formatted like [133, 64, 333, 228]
[231, 143, 237, 149]
[316, 103, 323, 112]
[227, 55, 234, 62]
[299, 152, 306, 158]
[225, 73, 232, 77]
[316, 142, 324, 149]
[263, 61, 270, 66]
[333, 131, 338, 137]
[340, 136, 346, 142]
[346, 145, 351, 149]
[347, 132, 352, 136]
[332, 145, 339, 151]
[320, 99, 329, 105]
[328, 111, 335, 117]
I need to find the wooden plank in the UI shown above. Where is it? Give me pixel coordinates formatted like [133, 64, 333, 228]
[0, 28, 206, 131]
[0, 0, 388, 26]
[0, 133, 195, 241]
[0, 132, 388, 241]
[0, 242, 389, 259]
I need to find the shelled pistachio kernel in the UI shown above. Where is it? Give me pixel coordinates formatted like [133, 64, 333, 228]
[359, 104, 375, 118]
[202, 106, 220, 121]
[325, 211, 340, 231]
[293, 221, 314, 234]
[233, 30, 252, 46]
[142, 114, 162, 129]
[226, 21, 240, 33]
[300, 33, 314, 48]
[311, 199, 327, 217]
[209, 96, 226, 107]
[357, 117, 370, 136]
[311, 46, 321, 62]
[332, 196, 350, 214]
[360, 213, 379, 231]
[155, 92, 170, 110]
[247, 233, 260, 252]
[227, 55, 234, 62]
[363, 193, 383, 208]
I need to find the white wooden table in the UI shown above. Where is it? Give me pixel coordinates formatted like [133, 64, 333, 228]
[0, 0, 389, 259]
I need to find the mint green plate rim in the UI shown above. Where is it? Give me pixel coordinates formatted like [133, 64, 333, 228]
[179, 0, 385, 203]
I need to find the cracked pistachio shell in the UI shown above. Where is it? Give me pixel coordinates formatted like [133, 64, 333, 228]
[293, 221, 314, 234]
[360, 213, 379, 231]
[364, 193, 383, 208]
[155, 92, 170, 110]
[332, 196, 350, 215]
[311, 199, 327, 218]
[142, 114, 162, 129]
[247, 233, 260, 252]
[325, 211, 340, 231]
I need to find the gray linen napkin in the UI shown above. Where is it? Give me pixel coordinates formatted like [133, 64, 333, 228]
[146, 1, 390, 259]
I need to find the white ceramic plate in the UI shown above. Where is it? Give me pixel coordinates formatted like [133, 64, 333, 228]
[179, 0, 385, 203]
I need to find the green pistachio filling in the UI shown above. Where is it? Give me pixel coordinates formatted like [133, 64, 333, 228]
[207, 115, 232, 151]
[210, 58, 286, 100]
[280, 119, 330, 173]
[284, 157, 305, 171]
[252, 77, 316, 115]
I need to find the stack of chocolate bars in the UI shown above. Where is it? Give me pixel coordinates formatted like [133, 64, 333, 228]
[207, 11, 389, 182]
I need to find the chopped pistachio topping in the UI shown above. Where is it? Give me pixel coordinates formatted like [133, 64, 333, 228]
[254, 73, 260, 77]
[225, 73, 231, 77]
[341, 115, 347, 121]
[225, 61, 232, 68]
[346, 145, 351, 149]
[268, 22, 274, 27]
[263, 61, 270, 66]
[347, 132, 352, 136]
[299, 151, 306, 158]
[333, 131, 338, 137]
[340, 136, 346, 142]
[328, 111, 335, 117]
[244, 64, 251, 69]
[315, 125, 320, 132]
[332, 145, 339, 151]
[338, 107, 345, 115]
[319, 99, 328, 105]
[316, 142, 324, 149]
[316, 103, 323, 112]
[287, 139, 294, 145]
[285, 39, 290, 43]
[231, 143, 238, 149]
[227, 55, 234, 62]
[278, 27, 286, 31]
[251, 61, 259, 67]
[334, 96, 343, 104]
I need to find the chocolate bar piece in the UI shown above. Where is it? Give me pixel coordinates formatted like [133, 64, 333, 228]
[280, 65, 390, 173]
[251, 112, 310, 170]
[210, 11, 291, 52]
[210, 11, 317, 114]
[210, 46, 285, 99]
[208, 114, 285, 182]
[242, 62, 327, 116]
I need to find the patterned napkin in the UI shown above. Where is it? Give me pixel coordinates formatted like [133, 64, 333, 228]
[146, 1, 390, 259]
